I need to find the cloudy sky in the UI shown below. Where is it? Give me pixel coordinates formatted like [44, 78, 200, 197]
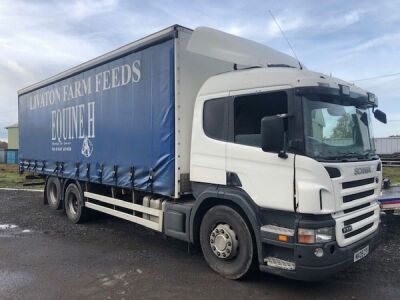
[1, 0, 399, 140]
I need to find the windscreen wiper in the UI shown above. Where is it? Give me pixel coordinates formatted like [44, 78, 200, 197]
[341, 151, 377, 160]
[361, 150, 378, 159]
[318, 153, 360, 161]
[341, 152, 360, 158]
[313, 155, 342, 162]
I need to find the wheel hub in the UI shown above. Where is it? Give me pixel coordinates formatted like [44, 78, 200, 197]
[68, 194, 78, 215]
[49, 183, 57, 203]
[210, 224, 238, 259]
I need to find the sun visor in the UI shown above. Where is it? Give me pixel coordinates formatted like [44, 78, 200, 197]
[187, 26, 301, 69]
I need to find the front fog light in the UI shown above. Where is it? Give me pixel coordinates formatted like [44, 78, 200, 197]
[314, 247, 324, 257]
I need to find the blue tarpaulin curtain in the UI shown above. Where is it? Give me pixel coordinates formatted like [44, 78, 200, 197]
[19, 39, 175, 196]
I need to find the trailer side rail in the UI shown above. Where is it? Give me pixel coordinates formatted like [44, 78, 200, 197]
[84, 192, 163, 232]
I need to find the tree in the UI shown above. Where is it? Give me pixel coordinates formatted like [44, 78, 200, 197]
[331, 114, 353, 138]
[0, 141, 7, 149]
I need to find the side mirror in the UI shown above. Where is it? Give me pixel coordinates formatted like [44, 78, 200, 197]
[261, 115, 286, 157]
[374, 109, 387, 124]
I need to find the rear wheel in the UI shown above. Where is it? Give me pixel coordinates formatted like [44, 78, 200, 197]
[45, 177, 62, 210]
[64, 183, 89, 224]
[200, 205, 255, 279]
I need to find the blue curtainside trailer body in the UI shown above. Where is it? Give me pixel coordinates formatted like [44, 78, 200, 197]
[19, 33, 176, 196]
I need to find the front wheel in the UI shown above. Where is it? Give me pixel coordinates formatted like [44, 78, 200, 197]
[64, 183, 89, 224]
[200, 205, 255, 279]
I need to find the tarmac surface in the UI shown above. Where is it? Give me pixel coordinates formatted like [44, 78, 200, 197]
[0, 190, 399, 300]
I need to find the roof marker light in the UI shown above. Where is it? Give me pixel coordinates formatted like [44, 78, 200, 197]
[339, 84, 350, 96]
[367, 92, 379, 106]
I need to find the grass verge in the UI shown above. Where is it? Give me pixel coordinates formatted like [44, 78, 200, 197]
[383, 167, 400, 185]
[0, 164, 44, 189]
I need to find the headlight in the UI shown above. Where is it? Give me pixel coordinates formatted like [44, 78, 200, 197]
[315, 227, 335, 243]
[298, 227, 335, 244]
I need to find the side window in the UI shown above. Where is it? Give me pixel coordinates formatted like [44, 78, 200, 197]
[234, 91, 288, 147]
[203, 97, 228, 141]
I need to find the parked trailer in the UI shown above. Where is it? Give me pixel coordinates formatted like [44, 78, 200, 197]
[379, 186, 400, 211]
[374, 137, 400, 155]
[19, 25, 386, 281]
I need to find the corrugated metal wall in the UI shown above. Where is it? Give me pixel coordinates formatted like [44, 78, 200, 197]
[374, 138, 400, 155]
[5, 150, 18, 164]
[0, 149, 19, 164]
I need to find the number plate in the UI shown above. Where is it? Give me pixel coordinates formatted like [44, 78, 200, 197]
[354, 245, 369, 262]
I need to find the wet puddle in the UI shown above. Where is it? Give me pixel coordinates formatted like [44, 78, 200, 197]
[0, 224, 33, 237]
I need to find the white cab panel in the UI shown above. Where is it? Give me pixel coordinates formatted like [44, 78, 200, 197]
[174, 28, 234, 196]
[226, 144, 294, 211]
[295, 155, 336, 214]
[190, 94, 228, 185]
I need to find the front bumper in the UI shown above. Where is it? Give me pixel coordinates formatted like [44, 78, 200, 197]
[259, 225, 380, 281]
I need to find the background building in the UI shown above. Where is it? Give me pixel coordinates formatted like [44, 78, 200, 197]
[4, 123, 19, 164]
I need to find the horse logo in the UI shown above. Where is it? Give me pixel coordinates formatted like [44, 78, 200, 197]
[81, 136, 93, 158]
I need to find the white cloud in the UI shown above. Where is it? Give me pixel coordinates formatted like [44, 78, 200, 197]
[351, 33, 400, 53]
[68, 0, 119, 20]
[0, 0, 399, 139]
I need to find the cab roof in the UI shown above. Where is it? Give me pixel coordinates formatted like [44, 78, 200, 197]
[197, 67, 368, 97]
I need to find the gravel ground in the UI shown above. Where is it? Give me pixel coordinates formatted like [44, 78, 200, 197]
[0, 190, 399, 300]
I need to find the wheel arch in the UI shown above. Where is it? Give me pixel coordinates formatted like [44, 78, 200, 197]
[190, 183, 263, 263]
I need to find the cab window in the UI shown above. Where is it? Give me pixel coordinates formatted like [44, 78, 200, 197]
[234, 91, 288, 147]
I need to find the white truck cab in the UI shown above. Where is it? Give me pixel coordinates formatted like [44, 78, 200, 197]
[188, 28, 385, 280]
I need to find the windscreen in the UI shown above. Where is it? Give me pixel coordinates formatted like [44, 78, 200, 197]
[303, 97, 375, 160]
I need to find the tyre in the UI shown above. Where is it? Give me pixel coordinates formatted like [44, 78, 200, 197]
[64, 183, 89, 224]
[200, 205, 255, 279]
[45, 177, 62, 210]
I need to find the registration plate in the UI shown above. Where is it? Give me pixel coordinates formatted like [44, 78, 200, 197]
[354, 245, 369, 262]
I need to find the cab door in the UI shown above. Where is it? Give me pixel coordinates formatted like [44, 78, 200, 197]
[226, 89, 295, 211]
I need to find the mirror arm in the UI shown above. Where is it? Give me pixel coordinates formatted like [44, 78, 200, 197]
[278, 150, 288, 159]
[278, 131, 288, 159]
[278, 113, 293, 118]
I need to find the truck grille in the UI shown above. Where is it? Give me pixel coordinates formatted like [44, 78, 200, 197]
[343, 202, 370, 214]
[344, 223, 374, 239]
[343, 189, 374, 203]
[342, 177, 375, 189]
[344, 211, 374, 226]
[328, 163, 381, 247]
[335, 204, 379, 246]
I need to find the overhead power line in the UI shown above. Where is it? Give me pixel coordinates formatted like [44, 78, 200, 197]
[352, 72, 400, 82]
